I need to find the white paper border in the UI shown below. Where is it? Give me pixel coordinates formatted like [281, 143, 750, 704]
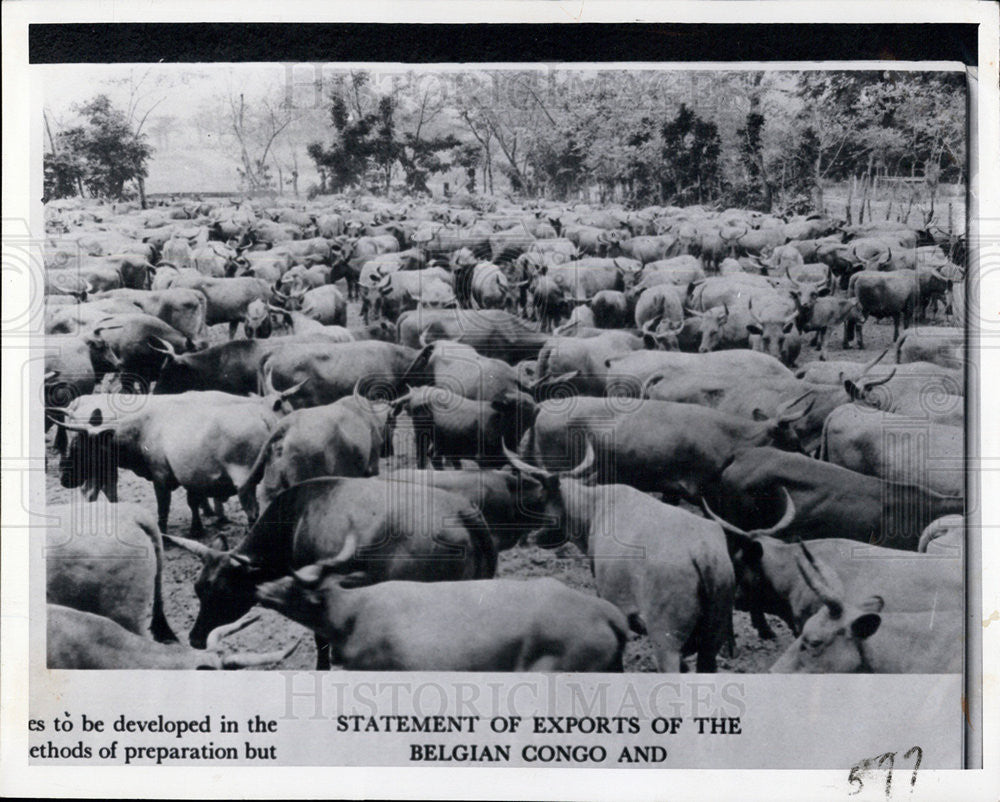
[3, 1, 998, 799]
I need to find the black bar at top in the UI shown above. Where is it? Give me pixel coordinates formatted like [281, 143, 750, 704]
[29, 23, 978, 65]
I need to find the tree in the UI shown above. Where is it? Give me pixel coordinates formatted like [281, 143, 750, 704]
[308, 73, 463, 196]
[43, 95, 152, 203]
[735, 111, 771, 210]
[43, 124, 88, 201]
[660, 104, 722, 205]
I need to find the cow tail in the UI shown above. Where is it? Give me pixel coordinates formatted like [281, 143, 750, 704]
[461, 506, 498, 579]
[240, 423, 287, 500]
[137, 513, 178, 643]
[692, 554, 734, 665]
[894, 329, 909, 363]
[818, 410, 834, 462]
[606, 607, 632, 672]
[256, 351, 274, 396]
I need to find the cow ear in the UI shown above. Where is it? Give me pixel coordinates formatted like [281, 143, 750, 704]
[844, 380, 860, 400]
[818, 287, 831, 296]
[745, 539, 764, 562]
[751, 408, 768, 422]
[850, 612, 881, 641]
[747, 324, 762, 336]
[782, 320, 796, 333]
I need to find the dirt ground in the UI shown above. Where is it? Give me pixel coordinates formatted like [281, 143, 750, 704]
[44, 289, 937, 672]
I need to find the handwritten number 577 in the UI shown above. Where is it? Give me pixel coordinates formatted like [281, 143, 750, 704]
[848, 746, 923, 797]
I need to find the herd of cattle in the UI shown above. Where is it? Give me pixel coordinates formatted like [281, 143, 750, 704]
[41, 193, 967, 674]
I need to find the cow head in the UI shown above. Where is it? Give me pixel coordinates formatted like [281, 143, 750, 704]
[50, 408, 119, 502]
[786, 265, 832, 319]
[82, 324, 123, 376]
[259, 367, 309, 414]
[502, 438, 596, 548]
[686, 304, 730, 353]
[165, 535, 268, 650]
[490, 390, 539, 446]
[751, 391, 815, 453]
[243, 299, 272, 339]
[149, 338, 215, 394]
[701, 489, 796, 616]
[640, 315, 684, 351]
[843, 367, 896, 408]
[595, 229, 624, 257]
[255, 571, 330, 636]
[358, 319, 397, 343]
[770, 543, 883, 673]
[273, 283, 308, 312]
[747, 299, 801, 367]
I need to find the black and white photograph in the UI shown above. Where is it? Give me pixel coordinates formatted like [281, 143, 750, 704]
[3, 3, 998, 796]
[38, 62, 970, 676]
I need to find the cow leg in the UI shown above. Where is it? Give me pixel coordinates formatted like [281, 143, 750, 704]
[154, 482, 172, 533]
[314, 634, 331, 671]
[649, 633, 684, 673]
[855, 319, 865, 350]
[228, 321, 239, 339]
[816, 328, 828, 361]
[237, 484, 259, 526]
[186, 491, 207, 539]
[892, 315, 900, 342]
[750, 608, 776, 640]
[695, 650, 718, 673]
[213, 498, 229, 524]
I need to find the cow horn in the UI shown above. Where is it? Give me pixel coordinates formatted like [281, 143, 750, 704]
[701, 487, 796, 538]
[641, 373, 665, 397]
[278, 377, 309, 400]
[46, 415, 96, 435]
[502, 440, 551, 481]
[44, 369, 60, 382]
[564, 437, 596, 478]
[860, 346, 891, 375]
[390, 390, 413, 411]
[221, 637, 302, 669]
[261, 365, 279, 397]
[775, 393, 814, 424]
[785, 265, 802, 288]
[553, 319, 580, 336]
[163, 533, 223, 561]
[317, 533, 358, 570]
[795, 541, 844, 616]
[641, 315, 663, 334]
[859, 367, 897, 391]
[146, 335, 177, 359]
[685, 306, 706, 318]
[91, 323, 124, 336]
[205, 612, 260, 651]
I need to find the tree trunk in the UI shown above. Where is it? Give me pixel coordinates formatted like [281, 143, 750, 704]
[137, 176, 147, 210]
